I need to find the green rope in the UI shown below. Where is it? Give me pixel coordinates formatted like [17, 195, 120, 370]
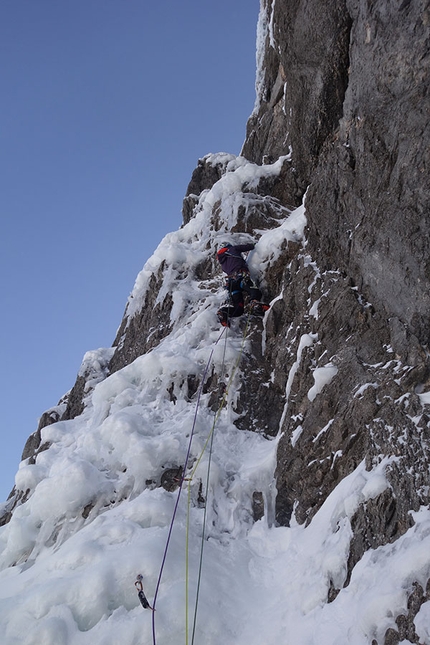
[184, 323, 229, 645]
[185, 315, 251, 645]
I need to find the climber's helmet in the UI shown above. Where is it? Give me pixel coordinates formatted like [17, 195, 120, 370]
[218, 242, 231, 252]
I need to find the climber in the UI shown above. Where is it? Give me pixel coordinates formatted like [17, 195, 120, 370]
[216, 241, 270, 327]
[135, 574, 154, 610]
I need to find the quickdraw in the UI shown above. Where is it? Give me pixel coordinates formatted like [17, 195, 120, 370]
[135, 574, 154, 611]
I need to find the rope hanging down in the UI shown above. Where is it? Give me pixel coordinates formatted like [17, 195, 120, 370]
[151, 326, 227, 645]
[152, 264, 253, 645]
[185, 315, 251, 645]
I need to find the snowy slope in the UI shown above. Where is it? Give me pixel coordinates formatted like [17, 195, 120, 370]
[1, 155, 430, 645]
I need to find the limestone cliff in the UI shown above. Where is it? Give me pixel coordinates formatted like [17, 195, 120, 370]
[242, 0, 430, 639]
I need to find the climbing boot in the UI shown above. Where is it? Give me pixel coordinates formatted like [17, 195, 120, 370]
[217, 310, 230, 327]
[249, 300, 270, 317]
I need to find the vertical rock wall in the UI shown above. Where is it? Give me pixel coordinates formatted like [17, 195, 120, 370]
[238, 2, 430, 635]
[243, 0, 430, 342]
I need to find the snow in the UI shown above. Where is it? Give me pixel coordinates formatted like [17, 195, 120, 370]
[309, 297, 321, 318]
[418, 391, 430, 405]
[415, 600, 430, 643]
[281, 332, 317, 435]
[291, 424, 304, 447]
[249, 199, 305, 282]
[308, 364, 339, 402]
[354, 382, 379, 398]
[1, 154, 430, 644]
[313, 419, 334, 443]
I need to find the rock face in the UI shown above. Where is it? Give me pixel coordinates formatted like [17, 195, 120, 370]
[3, 2, 430, 642]
[244, 0, 430, 342]
[307, 0, 430, 345]
[240, 0, 430, 638]
[243, 0, 352, 197]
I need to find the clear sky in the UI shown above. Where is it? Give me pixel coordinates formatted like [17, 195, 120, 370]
[0, 0, 260, 502]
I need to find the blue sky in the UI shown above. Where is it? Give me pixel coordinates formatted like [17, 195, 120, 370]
[0, 0, 259, 502]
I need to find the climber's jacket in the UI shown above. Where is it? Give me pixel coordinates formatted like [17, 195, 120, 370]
[216, 243, 255, 277]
